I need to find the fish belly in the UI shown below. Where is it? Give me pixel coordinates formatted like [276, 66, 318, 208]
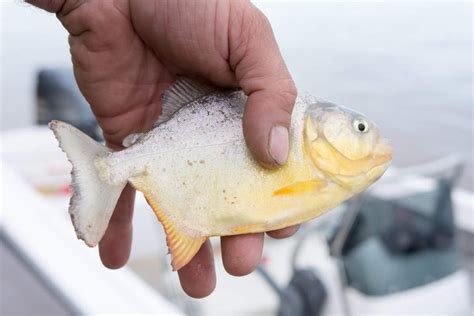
[128, 139, 348, 238]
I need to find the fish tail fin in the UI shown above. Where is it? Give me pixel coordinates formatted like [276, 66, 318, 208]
[49, 120, 126, 247]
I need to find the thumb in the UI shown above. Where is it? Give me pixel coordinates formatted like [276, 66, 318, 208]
[229, 1, 297, 168]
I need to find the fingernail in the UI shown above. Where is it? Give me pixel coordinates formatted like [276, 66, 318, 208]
[269, 126, 289, 166]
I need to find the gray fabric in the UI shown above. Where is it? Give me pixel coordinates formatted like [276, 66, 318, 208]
[344, 237, 461, 296]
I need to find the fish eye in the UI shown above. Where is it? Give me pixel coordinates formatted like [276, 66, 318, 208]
[353, 118, 369, 133]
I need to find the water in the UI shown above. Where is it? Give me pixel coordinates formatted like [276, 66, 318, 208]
[1, 1, 472, 190]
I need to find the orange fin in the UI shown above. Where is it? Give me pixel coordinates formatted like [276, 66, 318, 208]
[130, 177, 206, 271]
[273, 180, 326, 196]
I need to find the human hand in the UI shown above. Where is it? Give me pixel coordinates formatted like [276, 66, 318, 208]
[27, 0, 298, 298]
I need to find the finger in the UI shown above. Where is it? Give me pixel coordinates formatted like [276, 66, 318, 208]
[221, 233, 264, 276]
[25, 0, 84, 15]
[228, 2, 297, 168]
[26, 0, 89, 36]
[25, 0, 65, 12]
[266, 225, 300, 239]
[98, 184, 135, 269]
[57, 3, 90, 36]
[177, 240, 216, 298]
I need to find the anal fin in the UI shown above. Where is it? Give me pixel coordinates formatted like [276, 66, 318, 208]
[273, 180, 326, 196]
[131, 177, 206, 271]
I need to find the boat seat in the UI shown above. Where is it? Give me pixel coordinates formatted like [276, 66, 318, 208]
[344, 236, 460, 296]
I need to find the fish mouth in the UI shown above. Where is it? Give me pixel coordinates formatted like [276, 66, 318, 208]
[362, 139, 393, 183]
[331, 143, 392, 192]
[307, 136, 393, 185]
[372, 139, 394, 166]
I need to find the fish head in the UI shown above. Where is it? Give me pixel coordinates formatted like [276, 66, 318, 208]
[303, 102, 393, 193]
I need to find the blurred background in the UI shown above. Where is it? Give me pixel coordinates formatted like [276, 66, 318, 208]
[1, 1, 472, 315]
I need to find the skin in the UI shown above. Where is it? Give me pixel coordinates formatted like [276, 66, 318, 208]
[26, 0, 299, 298]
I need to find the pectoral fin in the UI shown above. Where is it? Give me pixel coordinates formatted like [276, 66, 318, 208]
[130, 176, 206, 271]
[122, 133, 145, 147]
[273, 180, 326, 196]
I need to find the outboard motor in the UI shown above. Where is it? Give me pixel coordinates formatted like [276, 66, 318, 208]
[257, 265, 327, 316]
[36, 68, 102, 141]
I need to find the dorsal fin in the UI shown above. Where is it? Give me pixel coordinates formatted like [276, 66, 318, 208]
[121, 78, 213, 148]
[154, 77, 214, 127]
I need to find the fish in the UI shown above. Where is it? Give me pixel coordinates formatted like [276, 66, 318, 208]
[49, 78, 393, 270]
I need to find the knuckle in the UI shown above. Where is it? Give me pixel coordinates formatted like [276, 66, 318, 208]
[252, 6, 272, 30]
[57, 0, 84, 16]
[270, 78, 298, 113]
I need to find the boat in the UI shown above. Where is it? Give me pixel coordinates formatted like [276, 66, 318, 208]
[1, 68, 472, 315]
